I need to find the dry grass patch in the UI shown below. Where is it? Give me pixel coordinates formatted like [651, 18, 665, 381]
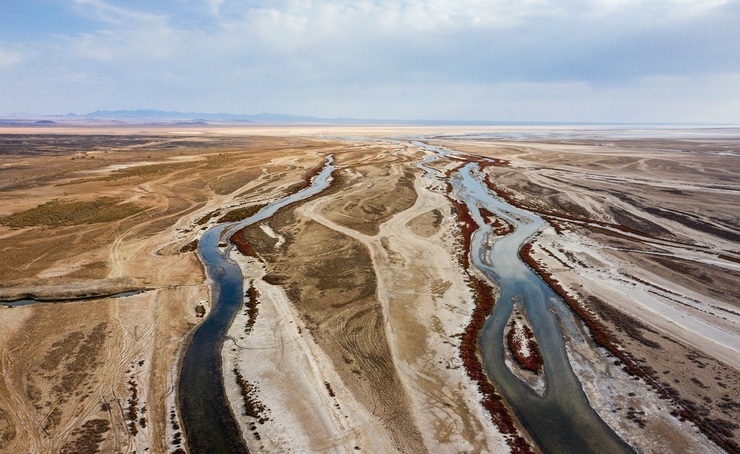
[1, 197, 142, 228]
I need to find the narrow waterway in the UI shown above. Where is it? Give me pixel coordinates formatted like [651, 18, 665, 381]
[178, 156, 335, 454]
[418, 141, 631, 453]
[456, 163, 632, 453]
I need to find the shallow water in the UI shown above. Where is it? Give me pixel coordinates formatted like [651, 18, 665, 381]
[178, 157, 334, 453]
[408, 136, 632, 453]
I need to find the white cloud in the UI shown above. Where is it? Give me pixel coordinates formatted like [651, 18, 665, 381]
[73, 0, 167, 27]
[206, 0, 226, 17]
[1, 0, 739, 121]
[0, 49, 21, 69]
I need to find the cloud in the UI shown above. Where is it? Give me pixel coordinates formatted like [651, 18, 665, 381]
[1, 0, 739, 121]
[73, 0, 167, 27]
[0, 49, 21, 69]
[206, 0, 226, 17]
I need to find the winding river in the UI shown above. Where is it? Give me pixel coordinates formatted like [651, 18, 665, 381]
[418, 141, 631, 452]
[178, 156, 335, 454]
[6, 142, 630, 452]
[456, 163, 632, 453]
[179, 141, 631, 453]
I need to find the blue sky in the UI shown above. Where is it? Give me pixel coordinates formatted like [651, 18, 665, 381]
[1, 0, 739, 122]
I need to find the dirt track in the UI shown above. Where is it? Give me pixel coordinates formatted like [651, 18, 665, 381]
[0, 126, 737, 453]
[0, 133, 332, 453]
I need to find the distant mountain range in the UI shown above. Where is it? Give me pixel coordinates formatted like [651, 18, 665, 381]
[4, 109, 673, 126]
[70, 110, 325, 123]
[65, 109, 556, 126]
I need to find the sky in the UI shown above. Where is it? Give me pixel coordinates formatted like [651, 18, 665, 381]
[1, 0, 739, 123]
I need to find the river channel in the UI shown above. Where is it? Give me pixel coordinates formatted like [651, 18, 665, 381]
[178, 156, 335, 454]
[180, 141, 631, 453]
[416, 140, 632, 453]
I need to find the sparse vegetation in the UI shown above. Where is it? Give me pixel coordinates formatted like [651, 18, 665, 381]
[325, 382, 336, 398]
[234, 368, 268, 423]
[506, 321, 543, 374]
[0, 197, 142, 228]
[179, 239, 198, 253]
[0, 408, 16, 449]
[126, 379, 139, 435]
[196, 209, 221, 225]
[60, 418, 110, 454]
[195, 303, 206, 318]
[217, 204, 266, 223]
[587, 295, 662, 349]
[244, 284, 260, 334]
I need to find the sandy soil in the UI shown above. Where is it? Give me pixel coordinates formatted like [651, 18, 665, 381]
[230, 143, 511, 452]
[438, 135, 739, 452]
[0, 133, 334, 453]
[1, 125, 737, 453]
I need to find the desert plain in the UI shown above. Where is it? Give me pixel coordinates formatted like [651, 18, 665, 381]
[0, 124, 738, 453]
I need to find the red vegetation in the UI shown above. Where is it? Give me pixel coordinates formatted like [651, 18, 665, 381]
[521, 243, 639, 366]
[463, 276, 532, 453]
[478, 207, 514, 235]
[229, 158, 331, 257]
[491, 217, 515, 236]
[506, 322, 544, 374]
[448, 194, 533, 454]
[449, 198, 476, 270]
[230, 231, 258, 257]
[479, 206, 496, 220]
[448, 153, 735, 451]
[519, 242, 738, 452]
[718, 253, 740, 265]
[548, 218, 566, 234]
[477, 157, 511, 169]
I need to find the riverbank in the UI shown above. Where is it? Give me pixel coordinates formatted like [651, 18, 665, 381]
[525, 227, 728, 453]
[0, 133, 334, 453]
[438, 136, 738, 452]
[1, 127, 736, 453]
[222, 143, 511, 452]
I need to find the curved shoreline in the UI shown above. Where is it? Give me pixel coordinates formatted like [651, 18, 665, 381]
[178, 157, 335, 453]
[425, 148, 633, 453]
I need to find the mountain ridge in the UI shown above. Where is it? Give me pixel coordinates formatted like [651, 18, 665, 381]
[70, 109, 571, 126]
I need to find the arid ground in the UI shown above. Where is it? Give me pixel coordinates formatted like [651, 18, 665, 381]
[0, 125, 737, 453]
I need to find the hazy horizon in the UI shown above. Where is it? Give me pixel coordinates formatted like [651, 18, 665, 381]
[2, 1, 739, 123]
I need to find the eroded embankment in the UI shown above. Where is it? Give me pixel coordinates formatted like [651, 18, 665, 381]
[519, 242, 738, 453]
[474, 153, 737, 452]
[448, 196, 534, 454]
[232, 157, 425, 452]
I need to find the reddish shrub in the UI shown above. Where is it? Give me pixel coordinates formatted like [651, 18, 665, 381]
[519, 242, 737, 452]
[448, 192, 533, 453]
[507, 323, 543, 374]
